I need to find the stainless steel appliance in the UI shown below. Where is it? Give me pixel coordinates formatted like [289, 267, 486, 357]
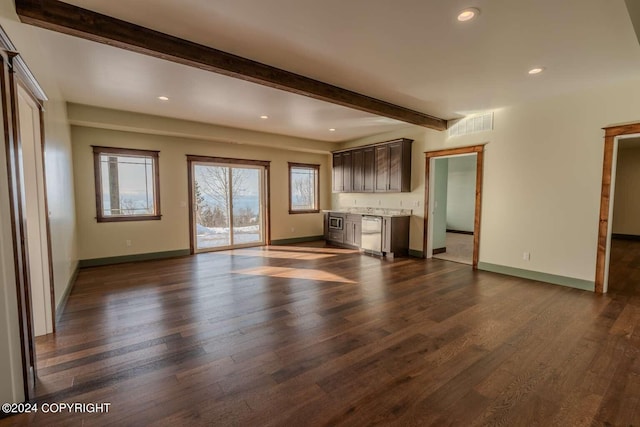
[361, 215, 382, 253]
[328, 215, 343, 230]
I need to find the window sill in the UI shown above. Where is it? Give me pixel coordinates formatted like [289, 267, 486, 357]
[289, 210, 320, 215]
[97, 215, 162, 223]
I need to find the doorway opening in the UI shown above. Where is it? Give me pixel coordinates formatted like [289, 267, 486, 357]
[424, 145, 485, 268]
[187, 155, 270, 253]
[431, 154, 477, 265]
[1, 42, 55, 400]
[16, 84, 54, 337]
[596, 123, 640, 293]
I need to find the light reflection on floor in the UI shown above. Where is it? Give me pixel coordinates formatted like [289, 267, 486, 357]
[264, 246, 360, 255]
[229, 248, 336, 260]
[233, 266, 356, 284]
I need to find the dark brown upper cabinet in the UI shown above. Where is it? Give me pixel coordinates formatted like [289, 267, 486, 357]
[332, 151, 353, 192]
[333, 138, 412, 193]
[352, 147, 375, 192]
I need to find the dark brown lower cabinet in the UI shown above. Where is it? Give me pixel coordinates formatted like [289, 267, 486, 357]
[344, 214, 362, 247]
[382, 216, 410, 258]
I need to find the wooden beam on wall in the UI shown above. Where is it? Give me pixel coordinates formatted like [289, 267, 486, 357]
[15, 0, 448, 131]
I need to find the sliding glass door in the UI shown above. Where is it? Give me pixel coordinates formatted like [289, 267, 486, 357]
[192, 161, 266, 252]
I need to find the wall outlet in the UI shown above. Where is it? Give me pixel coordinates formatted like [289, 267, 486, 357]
[291, 227, 295, 233]
[126, 240, 132, 247]
[523, 252, 530, 261]
[378, 199, 381, 206]
[414, 200, 420, 207]
[354, 199, 357, 205]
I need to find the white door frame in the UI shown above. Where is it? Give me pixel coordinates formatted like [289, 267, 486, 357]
[16, 84, 54, 336]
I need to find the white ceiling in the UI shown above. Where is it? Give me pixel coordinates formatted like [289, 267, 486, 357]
[30, 0, 640, 142]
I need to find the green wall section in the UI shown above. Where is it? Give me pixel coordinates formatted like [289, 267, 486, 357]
[79, 249, 191, 268]
[271, 236, 325, 245]
[478, 262, 595, 292]
[433, 158, 448, 250]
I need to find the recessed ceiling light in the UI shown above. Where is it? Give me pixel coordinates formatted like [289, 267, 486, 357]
[158, 96, 169, 101]
[528, 67, 545, 75]
[457, 8, 479, 22]
[329, 128, 336, 132]
[260, 115, 269, 119]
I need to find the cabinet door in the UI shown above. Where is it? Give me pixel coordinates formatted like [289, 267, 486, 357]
[352, 149, 364, 191]
[342, 151, 353, 192]
[323, 213, 329, 240]
[363, 147, 375, 192]
[345, 220, 355, 245]
[332, 153, 343, 192]
[388, 142, 403, 192]
[382, 217, 392, 252]
[375, 145, 389, 192]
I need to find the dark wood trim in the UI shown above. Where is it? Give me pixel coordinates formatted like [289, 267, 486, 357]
[332, 138, 414, 154]
[595, 122, 640, 294]
[187, 156, 272, 253]
[611, 233, 640, 241]
[186, 154, 271, 167]
[92, 146, 161, 222]
[91, 145, 160, 155]
[446, 229, 474, 235]
[55, 262, 78, 324]
[0, 25, 47, 103]
[265, 164, 272, 245]
[79, 249, 191, 268]
[423, 145, 485, 269]
[36, 101, 56, 333]
[433, 247, 446, 255]
[97, 215, 162, 223]
[2, 50, 36, 400]
[187, 161, 195, 255]
[14, 0, 447, 130]
[288, 162, 320, 214]
[473, 149, 484, 268]
[425, 145, 484, 158]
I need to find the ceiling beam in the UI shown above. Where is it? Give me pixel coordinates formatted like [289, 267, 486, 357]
[14, 0, 447, 131]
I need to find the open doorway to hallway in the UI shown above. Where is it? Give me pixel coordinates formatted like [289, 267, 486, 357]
[424, 144, 484, 269]
[431, 154, 477, 265]
[607, 136, 640, 293]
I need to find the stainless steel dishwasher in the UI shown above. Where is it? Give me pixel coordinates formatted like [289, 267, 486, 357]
[361, 215, 382, 254]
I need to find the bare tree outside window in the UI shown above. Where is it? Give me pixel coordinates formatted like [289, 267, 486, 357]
[289, 163, 319, 213]
[191, 161, 265, 251]
[195, 166, 248, 225]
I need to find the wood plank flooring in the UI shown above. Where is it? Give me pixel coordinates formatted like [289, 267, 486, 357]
[2, 240, 640, 426]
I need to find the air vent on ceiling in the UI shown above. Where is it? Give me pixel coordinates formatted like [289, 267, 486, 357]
[448, 112, 493, 137]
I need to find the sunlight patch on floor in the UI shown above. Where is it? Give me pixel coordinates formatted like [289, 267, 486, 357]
[230, 248, 335, 260]
[266, 245, 360, 255]
[233, 266, 356, 283]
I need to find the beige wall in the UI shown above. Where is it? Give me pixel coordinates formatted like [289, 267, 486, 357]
[613, 141, 640, 235]
[72, 123, 331, 261]
[0, 3, 78, 403]
[334, 77, 640, 284]
[440, 78, 640, 282]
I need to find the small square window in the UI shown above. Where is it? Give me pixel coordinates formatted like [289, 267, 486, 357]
[288, 162, 319, 214]
[92, 146, 161, 222]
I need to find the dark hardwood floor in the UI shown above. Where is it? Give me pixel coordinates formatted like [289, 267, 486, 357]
[3, 240, 640, 426]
